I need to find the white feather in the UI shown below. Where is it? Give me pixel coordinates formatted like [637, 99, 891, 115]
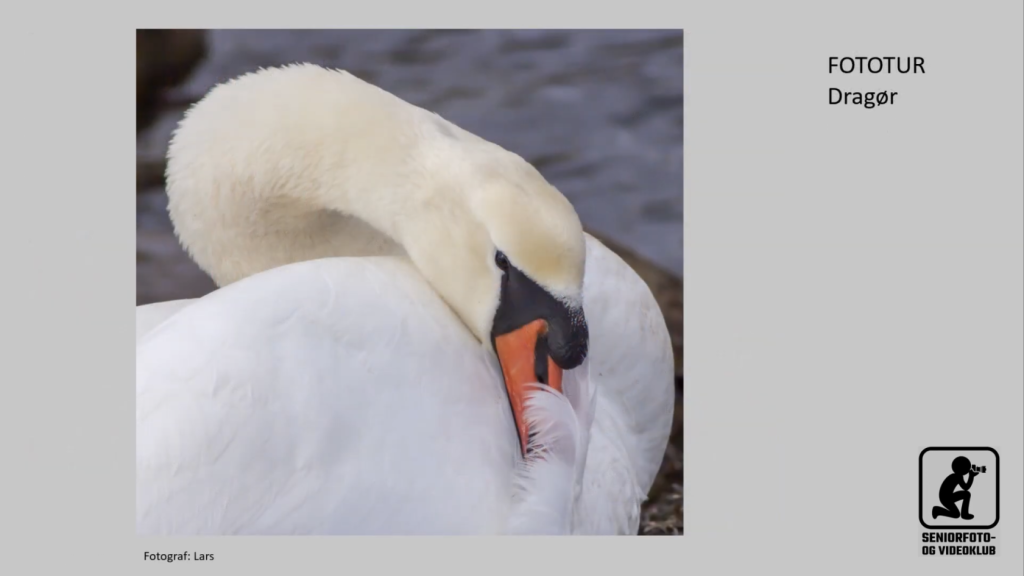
[506, 383, 580, 535]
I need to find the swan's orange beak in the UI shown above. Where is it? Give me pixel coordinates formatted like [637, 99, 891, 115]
[494, 319, 563, 457]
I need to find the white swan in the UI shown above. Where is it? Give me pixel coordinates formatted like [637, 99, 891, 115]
[136, 64, 674, 535]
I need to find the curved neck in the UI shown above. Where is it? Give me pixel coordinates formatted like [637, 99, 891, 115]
[166, 65, 501, 341]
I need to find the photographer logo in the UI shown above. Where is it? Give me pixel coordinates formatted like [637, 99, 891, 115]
[919, 447, 999, 529]
[919, 447, 999, 557]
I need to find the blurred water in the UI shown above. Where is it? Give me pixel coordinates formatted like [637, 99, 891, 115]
[137, 29, 682, 303]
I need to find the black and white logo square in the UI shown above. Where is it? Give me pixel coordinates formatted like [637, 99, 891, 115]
[919, 447, 999, 529]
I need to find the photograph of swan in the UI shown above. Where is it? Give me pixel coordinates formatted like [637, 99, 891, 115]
[135, 30, 683, 535]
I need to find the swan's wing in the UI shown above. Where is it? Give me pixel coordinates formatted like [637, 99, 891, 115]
[136, 256, 521, 535]
[571, 234, 676, 534]
[137, 299, 197, 342]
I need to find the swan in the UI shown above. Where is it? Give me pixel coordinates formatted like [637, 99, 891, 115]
[136, 64, 674, 535]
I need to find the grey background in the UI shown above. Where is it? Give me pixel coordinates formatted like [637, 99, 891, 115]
[921, 448, 998, 528]
[2, 0, 1021, 574]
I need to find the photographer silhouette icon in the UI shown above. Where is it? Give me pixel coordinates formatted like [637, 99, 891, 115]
[931, 456, 979, 520]
[919, 447, 999, 530]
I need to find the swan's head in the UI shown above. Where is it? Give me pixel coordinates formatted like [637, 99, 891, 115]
[400, 144, 589, 456]
[164, 63, 591, 457]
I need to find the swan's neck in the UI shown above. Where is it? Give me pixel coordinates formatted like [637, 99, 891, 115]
[170, 69, 444, 284]
[165, 66, 509, 340]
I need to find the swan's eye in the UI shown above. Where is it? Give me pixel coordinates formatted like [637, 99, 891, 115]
[495, 251, 509, 272]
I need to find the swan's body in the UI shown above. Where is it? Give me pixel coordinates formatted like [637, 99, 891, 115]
[136, 64, 674, 535]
